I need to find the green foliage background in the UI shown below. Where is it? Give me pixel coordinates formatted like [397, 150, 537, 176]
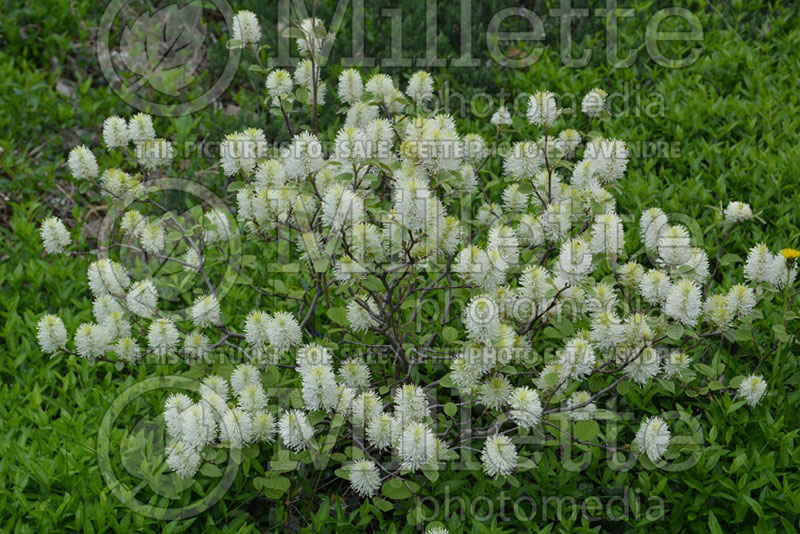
[1, 0, 799, 532]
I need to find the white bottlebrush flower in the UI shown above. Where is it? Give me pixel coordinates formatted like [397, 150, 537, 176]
[182, 248, 201, 272]
[527, 91, 559, 127]
[567, 391, 596, 420]
[220, 408, 254, 449]
[426, 527, 449, 534]
[278, 409, 314, 451]
[367, 414, 399, 450]
[394, 384, 429, 423]
[40, 217, 71, 254]
[203, 208, 231, 243]
[322, 185, 364, 232]
[724, 201, 753, 223]
[517, 214, 545, 247]
[559, 337, 596, 380]
[114, 337, 141, 363]
[347, 459, 380, 497]
[488, 224, 520, 266]
[502, 184, 529, 213]
[302, 364, 338, 411]
[74, 322, 111, 359]
[365, 73, 395, 102]
[265, 69, 293, 103]
[201, 374, 229, 400]
[103, 116, 130, 147]
[344, 102, 379, 129]
[662, 351, 691, 379]
[704, 294, 733, 331]
[181, 402, 218, 449]
[191, 294, 220, 328]
[37, 314, 68, 353]
[639, 208, 667, 250]
[140, 222, 165, 254]
[237, 383, 268, 413]
[482, 435, 518, 477]
[147, 318, 179, 356]
[135, 138, 173, 169]
[67, 146, 98, 180]
[586, 282, 618, 316]
[478, 375, 512, 410]
[232, 10, 261, 44]
[768, 253, 797, 288]
[509, 387, 542, 428]
[639, 270, 672, 306]
[503, 141, 544, 180]
[744, 244, 773, 283]
[184, 332, 211, 360]
[590, 212, 624, 257]
[102, 311, 131, 340]
[126, 279, 158, 318]
[686, 247, 710, 282]
[254, 159, 287, 189]
[230, 364, 260, 395]
[164, 393, 193, 439]
[490, 106, 512, 126]
[554, 239, 593, 285]
[397, 422, 435, 471]
[463, 133, 485, 165]
[634, 416, 670, 462]
[244, 310, 270, 348]
[334, 385, 356, 416]
[220, 131, 258, 177]
[453, 246, 491, 288]
[581, 88, 607, 117]
[252, 411, 277, 443]
[284, 132, 325, 178]
[590, 311, 624, 350]
[406, 71, 434, 103]
[127, 113, 155, 143]
[450, 357, 482, 393]
[664, 279, 702, 326]
[296, 344, 332, 376]
[166, 440, 201, 479]
[625, 347, 661, 385]
[266, 311, 301, 352]
[584, 138, 628, 182]
[618, 262, 644, 288]
[557, 128, 582, 155]
[120, 210, 145, 236]
[737, 374, 767, 407]
[657, 225, 692, 267]
[727, 284, 756, 318]
[338, 68, 363, 105]
[338, 358, 371, 389]
[352, 391, 383, 423]
[464, 295, 500, 344]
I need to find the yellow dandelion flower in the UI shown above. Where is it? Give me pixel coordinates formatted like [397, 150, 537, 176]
[780, 248, 800, 261]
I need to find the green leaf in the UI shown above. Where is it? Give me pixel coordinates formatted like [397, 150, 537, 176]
[381, 478, 412, 500]
[441, 326, 458, 343]
[572, 420, 599, 441]
[226, 39, 242, 49]
[372, 497, 393, 512]
[444, 402, 457, 417]
[327, 307, 349, 327]
[199, 463, 222, 477]
[666, 323, 684, 341]
[708, 511, 722, 534]
[258, 476, 291, 499]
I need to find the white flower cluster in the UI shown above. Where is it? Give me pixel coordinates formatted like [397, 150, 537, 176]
[43, 16, 789, 506]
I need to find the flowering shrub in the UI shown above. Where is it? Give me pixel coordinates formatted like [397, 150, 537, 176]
[38, 12, 795, 524]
